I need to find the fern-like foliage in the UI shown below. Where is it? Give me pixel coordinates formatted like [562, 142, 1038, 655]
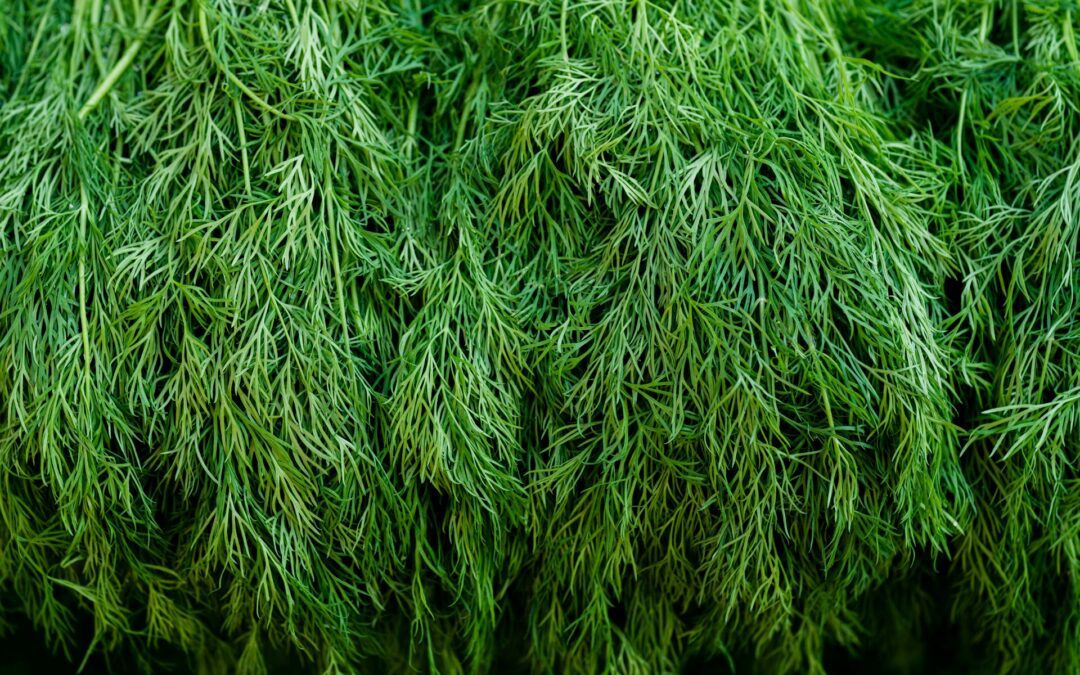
[0, 1, 1076, 673]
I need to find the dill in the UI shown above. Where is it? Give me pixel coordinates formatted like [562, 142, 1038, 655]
[0, 0, 1077, 673]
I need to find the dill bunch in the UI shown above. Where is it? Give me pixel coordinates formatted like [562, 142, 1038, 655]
[0, 0, 1076, 673]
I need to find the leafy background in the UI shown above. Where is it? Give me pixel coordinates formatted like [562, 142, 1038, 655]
[0, 0, 1077, 672]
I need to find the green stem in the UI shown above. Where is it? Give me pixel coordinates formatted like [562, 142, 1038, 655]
[234, 97, 252, 194]
[90, 0, 108, 78]
[325, 167, 351, 340]
[454, 71, 482, 151]
[406, 96, 419, 161]
[560, 0, 570, 61]
[78, 0, 167, 120]
[198, 3, 293, 121]
[1065, 12, 1080, 67]
[1012, 0, 1019, 57]
[978, 3, 991, 43]
[12, 0, 56, 100]
[956, 89, 967, 180]
[78, 184, 93, 386]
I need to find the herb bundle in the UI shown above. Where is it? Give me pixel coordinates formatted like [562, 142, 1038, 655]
[0, 0, 1077, 672]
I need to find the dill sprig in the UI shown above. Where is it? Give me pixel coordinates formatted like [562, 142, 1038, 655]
[0, 0, 1077, 673]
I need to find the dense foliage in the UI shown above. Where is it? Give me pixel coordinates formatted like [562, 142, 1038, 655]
[0, 0, 1077, 672]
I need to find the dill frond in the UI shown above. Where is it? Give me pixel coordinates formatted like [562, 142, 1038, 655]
[0, 0, 1076, 673]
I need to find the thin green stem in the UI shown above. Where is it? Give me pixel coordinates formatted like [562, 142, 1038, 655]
[77, 183, 92, 388]
[234, 97, 252, 194]
[78, 0, 167, 120]
[198, 2, 293, 121]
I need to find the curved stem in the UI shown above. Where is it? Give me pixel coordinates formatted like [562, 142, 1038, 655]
[198, 2, 293, 121]
[78, 0, 167, 120]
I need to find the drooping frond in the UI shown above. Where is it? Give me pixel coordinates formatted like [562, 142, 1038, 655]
[0, 1, 1077, 673]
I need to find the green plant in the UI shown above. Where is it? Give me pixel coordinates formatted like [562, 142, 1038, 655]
[0, 0, 1077, 673]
